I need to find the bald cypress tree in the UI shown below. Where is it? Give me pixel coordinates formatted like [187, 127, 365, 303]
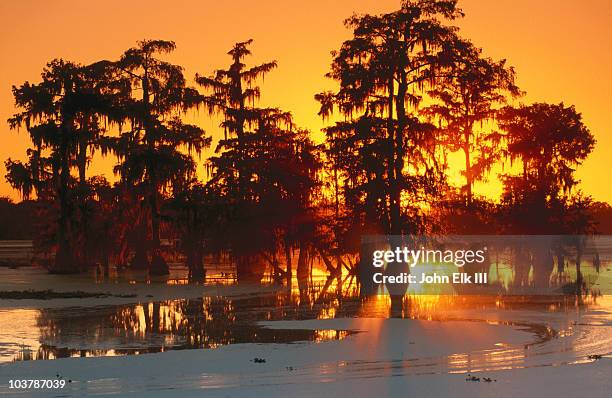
[498, 102, 595, 234]
[7, 60, 110, 273]
[318, 0, 463, 237]
[196, 40, 320, 281]
[196, 39, 277, 200]
[106, 40, 210, 275]
[424, 38, 521, 207]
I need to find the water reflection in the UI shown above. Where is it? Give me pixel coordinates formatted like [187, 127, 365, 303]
[2, 281, 610, 364]
[8, 292, 357, 363]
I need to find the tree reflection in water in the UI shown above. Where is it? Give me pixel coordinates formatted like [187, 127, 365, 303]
[30, 284, 359, 362]
[18, 276, 605, 362]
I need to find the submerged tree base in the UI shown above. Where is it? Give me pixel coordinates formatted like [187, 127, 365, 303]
[49, 251, 80, 274]
[235, 256, 265, 282]
[188, 266, 206, 282]
[150, 253, 169, 275]
[130, 249, 150, 270]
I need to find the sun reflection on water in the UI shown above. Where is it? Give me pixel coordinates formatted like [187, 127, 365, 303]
[0, 262, 610, 372]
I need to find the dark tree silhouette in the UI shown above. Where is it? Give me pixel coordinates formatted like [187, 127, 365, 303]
[498, 103, 596, 289]
[196, 39, 277, 200]
[69, 61, 127, 268]
[104, 40, 211, 274]
[498, 102, 595, 233]
[7, 60, 107, 273]
[318, 0, 463, 238]
[196, 40, 321, 281]
[168, 181, 212, 280]
[1, 2, 603, 294]
[424, 38, 520, 206]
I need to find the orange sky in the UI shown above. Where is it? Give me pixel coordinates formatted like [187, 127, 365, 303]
[1, 0, 611, 203]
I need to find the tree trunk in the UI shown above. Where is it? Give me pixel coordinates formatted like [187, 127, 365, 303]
[149, 189, 168, 275]
[77, 137, 89, 268]
[150, 251, 169, 276]
[392, 73, 408, 234]
[297, 242, 310, 306]
[102, 250, 110, 278]
[532, 242, 553, 288]
[131, 245, 149, 270]
[575, 245, 583, 295]
[236, 255, 261, 282]
[387, 77, 400, 234]
[297, 243, 309, 282]
[513, 248, 530, 287]
[187, 244, 205, 281]
[285, 240, 292, 286]
[464, 131, 473, 207]
[52, 136, 77, 274]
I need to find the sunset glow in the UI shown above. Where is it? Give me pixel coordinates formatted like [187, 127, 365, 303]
[1, 0, 610, 202]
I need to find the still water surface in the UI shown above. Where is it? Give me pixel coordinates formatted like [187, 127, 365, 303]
[1, 286, 610, 373]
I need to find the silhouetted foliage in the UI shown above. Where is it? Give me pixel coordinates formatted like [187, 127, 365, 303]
[589, 202, 612, 234]
[423, 38, 521, 206]
[497, 102, 595, 234]
[0, 197, 37, 240]
[318, 0, 464, 244]
[196, 40, 321, 281]
[102, 40, 211, 274]
[7, 60, 109, 273]
[3, 1, 604, 288]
